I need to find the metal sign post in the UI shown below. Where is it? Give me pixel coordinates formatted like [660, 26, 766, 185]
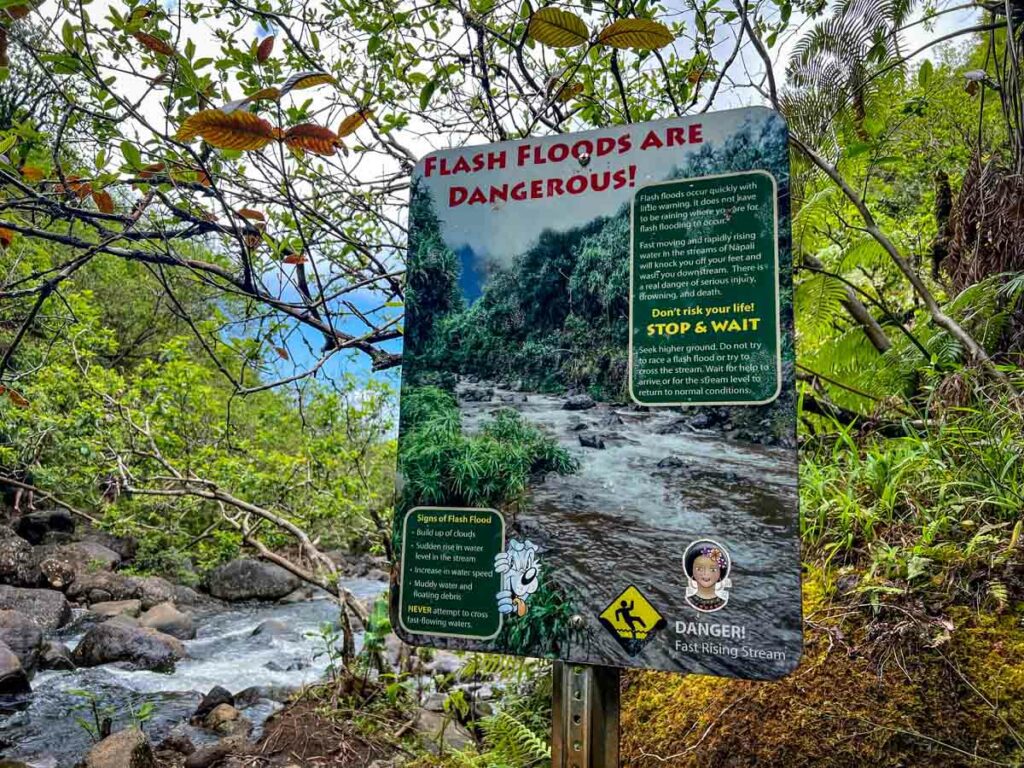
[551, 662, 620, 768]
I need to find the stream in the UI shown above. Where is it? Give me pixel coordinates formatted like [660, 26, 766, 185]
[459, 383, 802, 680]
[0, 577, 386, 767]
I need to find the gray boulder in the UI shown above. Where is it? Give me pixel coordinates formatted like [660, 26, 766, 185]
[0, 639, 30, 696]
[578, 433, 605, 449]
[0, 585, 71, 631]
[138, 602, 195, 640]
[36, 541, 121, 590]
[563, 394, 596, 411]
[134, 575, 200, 609]
[183, 735, 248, 768]
[82, 727, 155, 768]
[90, 599, 142, 618]
[13, 509, 75, 546]
[0, 609, 43, 675]
[193, 685, 233, 721]
[39, 639, 74, 670]
[66, 572, 142, 604]
[72, 617, 185, 672]
[207, 559, 300, 602]
[0, 526, 39, 587]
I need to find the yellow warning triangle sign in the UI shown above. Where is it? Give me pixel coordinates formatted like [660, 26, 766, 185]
[599, 585, 665, 644]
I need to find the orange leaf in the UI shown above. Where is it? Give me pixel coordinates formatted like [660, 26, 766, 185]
[274, 346, 289, 360]
[0, 387, 30, 408]
[196, 170, 212, 187]
[3, 5, 32, 20]
[92, 189, 115, 214]
[237, 208, 265, 222]
[56, 175, 93, 199]
[0, 227, 14, 249]
[282, 252, 308, 265]
[256, 35, 275, 63]
[338, 109, 373, 138]
[176, 109, 276, 151]
[283, 124, 341, 157]
[280, 71, 336, 96]
[21, 166, 45, 182]
[133, 31, 176, 57]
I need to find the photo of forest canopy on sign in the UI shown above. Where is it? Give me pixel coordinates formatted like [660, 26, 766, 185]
[392, 111, 803, 678]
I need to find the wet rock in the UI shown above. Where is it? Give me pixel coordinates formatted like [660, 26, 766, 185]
[194, 685, 234, 720]
[264, 659, 308, 672]
[233, 684, 294, 708]
[204, 703, 250, 736]
[13, 510, 75, 546]
[601, 413, 624, 427]
[278, 585, 317, 603]
[578, 433, 605, 449]
[90, 599, 142, 618]
[66, 572, 142, 604]
[251, 618, 294, 639]
[563, 394, 596, 411]
[138, 601, 195, 640]
[569, 421, 589, 431]
[459, 385, 494, 402]
[364, 567, 390, 581]
[497, 393, 527, 403]
[183, 735, 248, 768]
[156, 730, 195, 755]
[82, 727, 155, 768]
[0, 640, 30, 696]
[0, 586, 70, 631]
[0, 527, 39, 587]
[0, 610, 42, 675]
[655, 418, 690, 435]
[656, 455, 692, 470]
[72, 617, 185, 672]
[208, 559, 300, 602]
[38, 640, 74, 670]
[134, 575, 200, 610]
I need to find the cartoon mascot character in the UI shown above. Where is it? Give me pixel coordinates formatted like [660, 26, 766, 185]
[494, 539, 540, 616]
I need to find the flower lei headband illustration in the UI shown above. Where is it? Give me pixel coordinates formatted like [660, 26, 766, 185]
[699, 546, 728, 571]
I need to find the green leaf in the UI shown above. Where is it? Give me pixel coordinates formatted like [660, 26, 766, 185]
[0, 134, 16, 156]
[121, 140, 142, 170]
[918, 59, 934, 87]
[419, 78, 437, 111]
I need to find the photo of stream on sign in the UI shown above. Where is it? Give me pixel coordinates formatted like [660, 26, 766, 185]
[391, 108, 802, 679]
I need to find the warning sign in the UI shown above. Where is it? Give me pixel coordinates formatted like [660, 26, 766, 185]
[599, 586, 667, 656]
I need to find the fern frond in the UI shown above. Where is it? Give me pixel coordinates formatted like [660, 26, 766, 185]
[796, 273, 848, 333]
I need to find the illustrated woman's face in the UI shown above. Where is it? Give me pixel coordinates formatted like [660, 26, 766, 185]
[692, 555, 721, 589]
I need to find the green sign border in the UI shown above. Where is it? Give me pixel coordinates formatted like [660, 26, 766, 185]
[627, 169, 783, 408]
[397, 505, 506, 642]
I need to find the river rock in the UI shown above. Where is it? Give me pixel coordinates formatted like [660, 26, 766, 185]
[38, 640, 74, 670]
[208, 559, 300, 602]
[194, 685, 234, 720]
[0, 585, 70, 631]
[156, 729, 195, 755]
[251, 618, 294, 638]
[0, 640, 30, 696]
[80, 530, 137, 563]
[459, 385, 493, 402]
[578, 433, 605, 449]
[82, 727, 155, 768]
[66, 572, 142, 604]
[234, 684, 295, 708]
[90, 599, 142, 618]
[415, 709, 474, 754]
[278, 584, 317, 603]
[134, 575, 200, 609]
[183, 735, 248, 768]
[563, 394, 596, 411]
[36, 542, 121, 591]
[656, 455, 691, 470]
[0, 527, 39, 587]
[138, 601, 195, 640]
[0, 610, 42, 675]
[204, 703, 250, 736]
[72, 617, 185, 672]
[13, 510, 75, 546]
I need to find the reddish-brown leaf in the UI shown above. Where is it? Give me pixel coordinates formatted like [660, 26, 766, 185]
[139, 162, 166, 178]
[176, 109, 276, 151]
[282, 252, 308, 265]
[3, 5, 32, 21]
[256, 35, 275, 63]
[0, 387, 30, 408]
[338, 109, 373, 138]
[280, 71, 336, 96]
[283, 124, 341, 157]
[0, 227, 14, 249]
[237, 208, 266, 222]
[274, 346, 289, 360]
[92, 189, 115, 214]
[56, 175, 93, 199]
[133, 31, 176, 57]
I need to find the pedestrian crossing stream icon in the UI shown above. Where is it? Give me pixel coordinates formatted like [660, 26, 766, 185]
[599, 585, 666, 656]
